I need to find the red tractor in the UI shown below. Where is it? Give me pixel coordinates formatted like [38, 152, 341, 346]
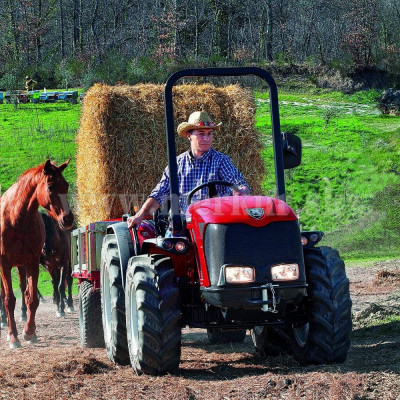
[72, 67, 352, 375]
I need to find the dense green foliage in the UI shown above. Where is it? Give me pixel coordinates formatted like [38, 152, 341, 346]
[2, 1, 400, 91]
[1, 86, 399, 274]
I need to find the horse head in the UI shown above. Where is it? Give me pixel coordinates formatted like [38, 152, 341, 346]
[37, 159, 74, 229]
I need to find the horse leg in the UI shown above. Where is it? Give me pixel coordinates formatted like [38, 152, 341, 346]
[0, 298, 7, 328]
[66, 263, 74, 313]
[51, 271, 59, 306]
[38, 289, 46, 303]
[0, 298, 6, 328]
[0, 281, 8, 328]
[57, 266, 66, 318]
[0, 265, 21, 348]
[18, 267, 28, 322]
[23, 263, 40, 343]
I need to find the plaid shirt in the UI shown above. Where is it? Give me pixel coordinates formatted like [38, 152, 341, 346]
[149, 148, 250, 213]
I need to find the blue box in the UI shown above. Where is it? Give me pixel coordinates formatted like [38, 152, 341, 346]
[58, 91, 78, 104]
[39, 92, 59, 102]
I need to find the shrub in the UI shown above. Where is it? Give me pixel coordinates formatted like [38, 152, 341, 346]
[0, 73, 19, 109]
[372, 185, 400, 232]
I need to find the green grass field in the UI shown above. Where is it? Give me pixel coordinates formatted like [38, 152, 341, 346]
[0, 102, 79, 192]
[1, 86, 400, 296]
[257, 88, 400, 259]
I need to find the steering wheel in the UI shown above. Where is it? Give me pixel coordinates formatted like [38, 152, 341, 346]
[186, 180, 240, 206]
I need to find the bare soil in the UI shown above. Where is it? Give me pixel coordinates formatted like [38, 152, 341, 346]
[1, 260, 399, 400]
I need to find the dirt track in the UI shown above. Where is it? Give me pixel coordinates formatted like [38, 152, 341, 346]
[0, 260, 399, 400]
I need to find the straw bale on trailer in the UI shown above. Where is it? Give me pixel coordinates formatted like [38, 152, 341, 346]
[76, 83, 265, 225]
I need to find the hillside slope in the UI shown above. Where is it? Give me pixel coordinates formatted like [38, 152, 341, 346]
[257, 88, 400, 258]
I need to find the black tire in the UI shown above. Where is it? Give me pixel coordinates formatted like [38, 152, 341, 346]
[207, 328, 246, 344]
[125, 255, 181, 375]
[289, 246, 352, 365]
[250, 325, 292, 357]
[100, 234, 130, 365]
[79, 280, 105, 348]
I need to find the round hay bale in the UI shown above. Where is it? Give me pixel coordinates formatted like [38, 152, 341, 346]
[76, 83, 265, 225]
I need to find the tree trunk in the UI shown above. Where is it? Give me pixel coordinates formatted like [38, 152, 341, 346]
[195, 0, 199, 62]
[91, 0, 101, 61]
[173, 0, 179, 58]
[78, 0, 83, 52]
[209, 0, 229, 60]
[6, 0, 19, 64]
[260, 0, 273, 61]
[265, 0, 273, 61]
[59, 0, 65, 58]
[36, 0, 42, 65]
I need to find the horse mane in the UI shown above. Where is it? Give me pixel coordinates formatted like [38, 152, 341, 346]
[19, 162, 46, 183]
[1, 162, 48, 213]
[16, 161, 52, 191]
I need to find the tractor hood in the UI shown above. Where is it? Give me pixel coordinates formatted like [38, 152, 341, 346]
[186, 196, 297, 227]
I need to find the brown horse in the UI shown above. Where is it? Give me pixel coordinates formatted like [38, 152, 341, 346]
[40, 211, 74, 317]
[0, 159, 74, 348]
[0, 212, 74, 326]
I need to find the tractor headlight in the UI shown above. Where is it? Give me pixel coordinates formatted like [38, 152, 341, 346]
[301, 236, 308, 245]
[174, 241, 187, 253]
[225, 266, 255, 284]
[271, 263, 299, 281]
[162, 240, 173, 250]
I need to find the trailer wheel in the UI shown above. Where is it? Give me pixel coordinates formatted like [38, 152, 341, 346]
[79, 280, 104, 348]
[289, 246, 352, 365]
[125, 255, 181, 375]
[100, 234, 130, 365]
[250, 325, 292, 357]
[207, 328, 246, 344]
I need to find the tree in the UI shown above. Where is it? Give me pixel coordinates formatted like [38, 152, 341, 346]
[259, 0, 273, 61]
[342, 0, 379, 68]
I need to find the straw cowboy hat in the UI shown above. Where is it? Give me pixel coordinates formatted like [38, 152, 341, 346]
[177, 111, 222, 137]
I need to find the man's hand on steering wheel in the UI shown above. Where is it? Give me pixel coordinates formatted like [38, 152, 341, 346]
[233, 185, 249, 196]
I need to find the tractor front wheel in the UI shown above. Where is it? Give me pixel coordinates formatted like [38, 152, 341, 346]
[289, 246, 352, 365]
[125, 255, 181, 375]
[100, 235, 130, 365]
[79, 280, 104, 348]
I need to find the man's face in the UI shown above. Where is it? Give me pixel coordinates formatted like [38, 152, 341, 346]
[188, 128, 214, 155]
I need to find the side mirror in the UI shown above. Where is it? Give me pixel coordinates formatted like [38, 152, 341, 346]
[282, 132, 302, 169]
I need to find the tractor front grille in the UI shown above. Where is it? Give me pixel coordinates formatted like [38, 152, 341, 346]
[203, 221, 304, 286]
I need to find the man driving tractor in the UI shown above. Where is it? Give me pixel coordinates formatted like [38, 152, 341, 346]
[127, 110, 250, 229]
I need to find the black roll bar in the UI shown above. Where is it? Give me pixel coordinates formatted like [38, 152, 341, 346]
[164, 67, 285, 235]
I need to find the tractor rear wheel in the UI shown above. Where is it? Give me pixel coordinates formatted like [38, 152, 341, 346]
[100, 234, 130, 365]
[207, 328, 246, 344]
[125, 255, 181, 375]
[79, 280, 104, 348]
[289, 246, 352, 365]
